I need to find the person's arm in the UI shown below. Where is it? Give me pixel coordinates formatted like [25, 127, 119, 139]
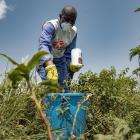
[39, 22, 58, 85]
[39, 22, 55, 66]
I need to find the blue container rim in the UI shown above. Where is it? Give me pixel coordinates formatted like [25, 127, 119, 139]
[47, 92, 85, 96]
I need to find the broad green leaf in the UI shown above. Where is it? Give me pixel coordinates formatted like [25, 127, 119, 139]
[8, 68, 23, 87]
[17, 64, 30, 79]
[0, 53, 19, 65]
[134, 8, 140, 12]
[129, 46, 140, 61]
[26, 51, 48, 71]
[8, 64, 30, 87]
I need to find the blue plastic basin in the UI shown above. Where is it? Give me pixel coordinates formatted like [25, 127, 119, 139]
[43, 92, 88, 139]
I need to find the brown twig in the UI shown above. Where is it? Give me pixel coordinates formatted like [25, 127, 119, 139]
[31, 92, 53, 140]
[28, 83, 53, 140]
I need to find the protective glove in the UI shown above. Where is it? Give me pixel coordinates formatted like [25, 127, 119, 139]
[69, 64, 84, 73]
[45, 64, 58, 86]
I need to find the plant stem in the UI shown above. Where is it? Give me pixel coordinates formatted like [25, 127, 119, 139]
[31, 92, 53, 140]
[71, 94, 92, 140]
[28, 81, 53, 140]
[27, 78, 53, 139]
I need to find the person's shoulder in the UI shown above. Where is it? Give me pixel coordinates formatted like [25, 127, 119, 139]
[43, 19, 59, 30]
[72, 25, 77, 34]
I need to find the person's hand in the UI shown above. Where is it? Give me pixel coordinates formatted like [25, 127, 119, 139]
[69, 64, 83, 73]
[45, 64, 58, 86]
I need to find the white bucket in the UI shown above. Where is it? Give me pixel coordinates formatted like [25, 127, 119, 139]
[71, 48, 83, 66]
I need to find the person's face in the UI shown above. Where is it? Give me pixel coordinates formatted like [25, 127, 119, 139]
[60, 14, 76, 26]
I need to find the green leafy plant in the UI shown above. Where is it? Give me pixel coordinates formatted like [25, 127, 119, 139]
[0, 66, 140, 139]
[129, 46, 140, 77]
[132, 67, 140, 77]
[129, 46, 140, 66]
[0, 51, 48, 89]
[134, 8, 140, 12]
[0, 51, 54, 140]
[70, 67, 140, 139]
